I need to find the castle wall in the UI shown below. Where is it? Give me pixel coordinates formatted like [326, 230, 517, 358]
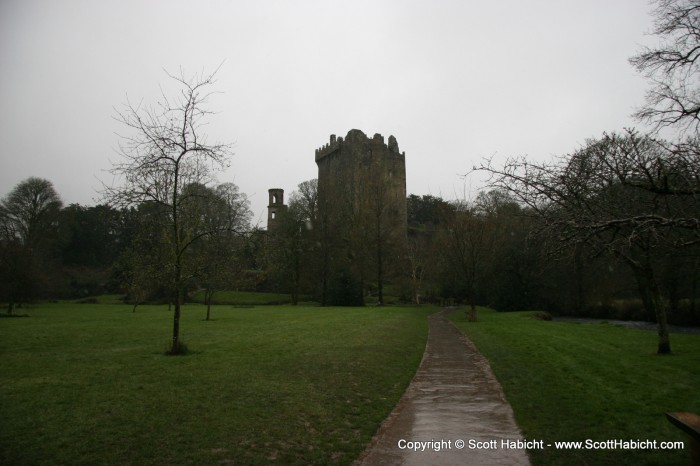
[315, 129, 407, 304]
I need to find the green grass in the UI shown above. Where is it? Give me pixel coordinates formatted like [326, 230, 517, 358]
[0, 303, 433, 465]
[450, 307, 700, 466]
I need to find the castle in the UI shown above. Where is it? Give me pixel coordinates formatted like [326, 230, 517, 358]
[315, 129, 407, 305]
[266, 129, 407, 305]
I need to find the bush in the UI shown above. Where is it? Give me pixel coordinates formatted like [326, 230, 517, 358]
[584, 299, 651, 322]
[531, 311, 553, 321]
[325, 270, 363, 306]
[669, 299, 700, 326]
[75, 297, 98, 304]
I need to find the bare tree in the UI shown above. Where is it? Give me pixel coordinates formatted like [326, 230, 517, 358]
[264, 180, 318, 305]
[358, 173, 392, 305]
[354, 157, 408, 306]
[105, 67, 232, 354]
[438, 201, 492, 321]
[406, 234, 429, 305]
[474, 190, 545, 312]
[290, 179, 318, 226]
[478, 130, 700, 353]
[191, 182, 252, 320]
[405, 194, 454, 305]
[631, 0, 700, 134]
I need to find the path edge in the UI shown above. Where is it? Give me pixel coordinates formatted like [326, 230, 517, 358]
[352, 309, 440, 465]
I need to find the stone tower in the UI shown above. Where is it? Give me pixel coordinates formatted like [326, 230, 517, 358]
[267, 188, 286, 230]
[315, 129, 407, 305]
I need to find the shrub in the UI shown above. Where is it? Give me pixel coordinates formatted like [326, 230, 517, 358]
[325, 270, 364, 306]
[531, 311, 553, 321]
[75, 297, 99, 304]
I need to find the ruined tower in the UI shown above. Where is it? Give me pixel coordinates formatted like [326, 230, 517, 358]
[267, 188, 286, 230]
[315, 129, 407, 305]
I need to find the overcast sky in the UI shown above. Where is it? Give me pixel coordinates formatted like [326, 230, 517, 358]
[0, 0, 657, 223]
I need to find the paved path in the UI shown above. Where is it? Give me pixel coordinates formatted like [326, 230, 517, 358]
[355, 309, 530, 465]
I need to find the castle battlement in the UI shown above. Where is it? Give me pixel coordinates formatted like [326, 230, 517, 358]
[315, 134, 343, 161]
[315, 130, 405, 161]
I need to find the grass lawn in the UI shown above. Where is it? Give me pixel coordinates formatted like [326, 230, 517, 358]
[0, 303, 434, 465]
[450, 307, 700, 466]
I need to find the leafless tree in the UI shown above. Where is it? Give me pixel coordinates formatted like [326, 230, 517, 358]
[439, 201, 493, 321]
[631, 0, 700, 134]
[290, 179, 318, 227]
[105, 67, 233, 354]
[406, 234, 429, 305]
[477, 130, 700, 354]
[264, 180, 320, 305]
[191, 182, 252, 320]
[354, 160, 407, 306]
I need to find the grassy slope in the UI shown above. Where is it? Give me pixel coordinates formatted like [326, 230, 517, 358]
[0, 303, 433, 465]
[450, 308, 700, 466]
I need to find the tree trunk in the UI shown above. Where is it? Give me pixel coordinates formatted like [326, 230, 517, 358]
[411, 264, 421, 305]
[171, 160, 182, 354]
[320, 240, 329, 306]
[320, 212, 329, 306]
[467, 302, 478, 322]
[574, 244, 585, 314]
[691, 258, 699, 314]
[466, 269, 478, 321]
[172, 300, 181, 353]
[205, 290, 212, 321]
[377, 247, 384, 306]
[632, 265, 671, 354]
[376, 215, 384, 306]
[292, 253, 300, 305]
[170, 285, 183, 354]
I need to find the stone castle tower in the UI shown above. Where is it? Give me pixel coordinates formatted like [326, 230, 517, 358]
[267, 188, 286, 230]
[315, 129, 407, 305]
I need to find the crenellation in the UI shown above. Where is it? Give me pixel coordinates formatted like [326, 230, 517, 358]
[388, 135, 400, 154]
[315, 138, 342, 161]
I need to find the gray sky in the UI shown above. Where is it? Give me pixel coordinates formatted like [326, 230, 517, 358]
[0, 0, 656, 223]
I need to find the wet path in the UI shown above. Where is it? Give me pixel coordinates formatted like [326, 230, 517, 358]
[355, 309, 530, 465]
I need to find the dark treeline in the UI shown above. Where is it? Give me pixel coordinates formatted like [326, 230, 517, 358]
[404, 190, 700, 327]
[0, 178, 255, 313]
[256, 171, 700, 328]
[1, 173, 699, 328]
